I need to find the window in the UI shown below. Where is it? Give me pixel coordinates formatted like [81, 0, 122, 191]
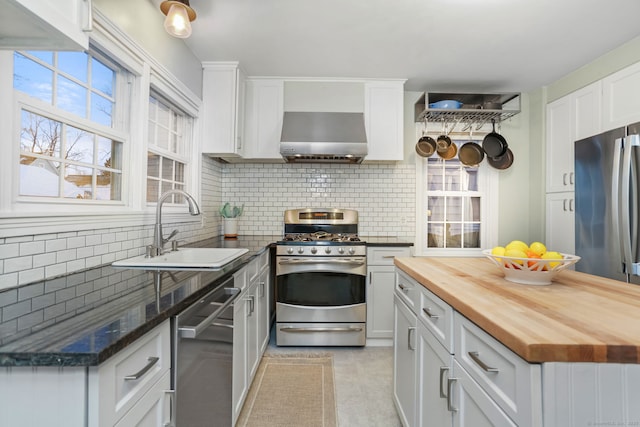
[14, 50, 126, 202]
[146, 93, 191, 204]
[416, 140, 497, 255]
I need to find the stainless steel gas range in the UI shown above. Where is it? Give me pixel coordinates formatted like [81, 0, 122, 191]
[275, 208, 366, 346]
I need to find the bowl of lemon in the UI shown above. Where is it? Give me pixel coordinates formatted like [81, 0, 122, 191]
[483, 240, 580, 285]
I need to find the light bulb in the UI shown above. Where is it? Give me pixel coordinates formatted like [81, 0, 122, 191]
[164, 3, 192, 38]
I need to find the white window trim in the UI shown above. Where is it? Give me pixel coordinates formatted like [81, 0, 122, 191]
[414, 154, 499, 256]
[0, 9, 203, 239]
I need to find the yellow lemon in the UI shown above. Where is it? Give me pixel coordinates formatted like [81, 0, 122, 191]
[504, 248, 527, 265]
[505, 240, 529, 253]
[541, 251, 563, 268]
[529, 241, 547, 257]
[491, 246, 505, 262]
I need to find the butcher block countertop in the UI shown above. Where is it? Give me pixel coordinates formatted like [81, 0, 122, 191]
[394, 256, 640, 364]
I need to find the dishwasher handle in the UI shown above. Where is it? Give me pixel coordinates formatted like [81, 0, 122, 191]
[178, 287, 241, 339]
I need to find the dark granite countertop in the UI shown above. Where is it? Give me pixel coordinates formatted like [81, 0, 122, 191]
[0, 236, 277, 367]
[0, 234, 410, 367]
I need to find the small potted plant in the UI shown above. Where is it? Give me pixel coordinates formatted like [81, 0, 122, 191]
[219, 202, 244, 238]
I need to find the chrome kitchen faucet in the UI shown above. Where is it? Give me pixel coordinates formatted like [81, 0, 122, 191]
[151, 189, 201, 257]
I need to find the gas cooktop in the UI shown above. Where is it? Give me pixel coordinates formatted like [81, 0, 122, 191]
[280, 231, 362, 243]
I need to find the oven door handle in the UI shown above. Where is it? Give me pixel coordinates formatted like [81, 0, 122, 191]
[178, 287, 241, 339]
[278, 259, 366, 266]
[280, 326, 364, 333]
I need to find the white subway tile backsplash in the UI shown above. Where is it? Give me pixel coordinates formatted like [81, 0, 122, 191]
[45, 239, 67, 252]
[5, 257, 33, 274]
[66, 236, 86, 249]
[0, 243, 19, 259]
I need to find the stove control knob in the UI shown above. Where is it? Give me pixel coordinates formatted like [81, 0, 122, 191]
[310, 247, 318, 254]
[325, 247, 332, 254]
[287, 247, 294, 254]
[348, 247, 355, 255]
[338, 247, 345, 254]
[297, 247, 304, 254]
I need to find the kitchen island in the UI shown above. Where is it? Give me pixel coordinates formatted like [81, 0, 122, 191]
[394, 256, 640, 427]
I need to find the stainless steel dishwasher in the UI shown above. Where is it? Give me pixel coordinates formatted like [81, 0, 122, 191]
[173, 276, 240, 427]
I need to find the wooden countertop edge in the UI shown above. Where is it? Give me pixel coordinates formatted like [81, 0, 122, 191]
[394, 256, 640, 364]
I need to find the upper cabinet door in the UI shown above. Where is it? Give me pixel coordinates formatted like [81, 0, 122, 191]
[364, 81, 405, 161]
[201, 62, 246, 157]
[0, 0, 91, 51]
[546, 81, 601, 193]
[602, 60, 640, 130]
[243, 79, 284, 160]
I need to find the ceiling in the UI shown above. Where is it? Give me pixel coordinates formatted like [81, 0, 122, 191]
[180, 0, 640, 92]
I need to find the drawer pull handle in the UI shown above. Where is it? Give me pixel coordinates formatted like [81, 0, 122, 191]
[124, 356, 159, 381]
[468, 351, 499, 373]
[407, 327, 416, 351]
[398, 284, 409, 292]
[422, 307, 440, 319]
[382, 255, 396, 259]
[439, 366, 449, 398]
[447, 377, 458, 412]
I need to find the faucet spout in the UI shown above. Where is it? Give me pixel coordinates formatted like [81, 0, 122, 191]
[153, 190, 201, 256]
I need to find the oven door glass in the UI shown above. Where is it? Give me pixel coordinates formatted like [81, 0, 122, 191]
[277, 272, 365, 306]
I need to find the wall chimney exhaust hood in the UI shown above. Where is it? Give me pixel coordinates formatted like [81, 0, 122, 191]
[279, 111, 368, 163]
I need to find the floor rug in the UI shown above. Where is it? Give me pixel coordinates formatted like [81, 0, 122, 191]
[236, 356, 337, 427]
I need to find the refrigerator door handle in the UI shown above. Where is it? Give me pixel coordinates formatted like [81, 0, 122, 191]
[612, 137, 624, 273]
[620, 135, 640, 275]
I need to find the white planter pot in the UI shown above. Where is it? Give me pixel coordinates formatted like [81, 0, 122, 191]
[223, 217, 239, 238]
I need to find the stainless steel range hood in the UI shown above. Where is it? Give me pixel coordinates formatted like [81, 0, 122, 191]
[280, 111, 368, 163]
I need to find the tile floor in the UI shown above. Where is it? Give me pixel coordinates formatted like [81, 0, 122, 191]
[264, 336, 402, 427]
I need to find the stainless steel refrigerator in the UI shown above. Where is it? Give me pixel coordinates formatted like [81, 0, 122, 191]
[575, 121, 640, 283]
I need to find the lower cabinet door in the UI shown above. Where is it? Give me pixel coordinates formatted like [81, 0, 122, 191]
[393, 294, 417, 427]
[417, 322, 453, 427]
[115, 370, 171, 427]
[232, 295, 248, 424]
[452, 360, 516, 427]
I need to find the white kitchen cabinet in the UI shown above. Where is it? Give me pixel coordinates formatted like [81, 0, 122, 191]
[364, 81, 405, 161]
[0, 0, 91, 51]
[0, 320, 172, 427]
[417, 319, 453, 427]
[232, 253, 271, 425]
[114, 370, 171, 427]
[366, 246, 411, 342]
[244, 78, 284, 160]
[451, 360, 517, 427]
[202, 62, 246, 157]
[546, 81, 602, 193]
[602, 60, 640, 130]
[545, 192, 575, 256]
[393, 293, 418, 427]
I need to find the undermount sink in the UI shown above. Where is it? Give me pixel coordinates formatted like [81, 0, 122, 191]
[112, 248, 249, 271]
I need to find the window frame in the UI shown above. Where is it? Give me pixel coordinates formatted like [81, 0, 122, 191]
[0, 13, 202, 238]
[414, 145, 499, 256]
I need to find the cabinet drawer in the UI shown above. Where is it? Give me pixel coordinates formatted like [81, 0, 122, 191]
[367, 247, 411, 265]
[454, 313, 542, 427]
[395, 270, 420, 312]
[93, 321, 171, 426]
[418, 285, 454, 353]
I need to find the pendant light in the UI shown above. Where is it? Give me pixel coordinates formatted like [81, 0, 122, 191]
[160, 0, 197, 39]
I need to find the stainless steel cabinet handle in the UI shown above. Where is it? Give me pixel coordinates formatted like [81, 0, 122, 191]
[163, 389, 175, 427]
[124, 356, 159, 381]
[570, 172, 574, 185]
[447, 378, 458, 412]
[422, 307, 440, 319]
[439, 366, 449, 398]
[382, 255, 396, 259]
[563, 199, 568, 211]
[407, 327, 416, 351]
[280, 327, 363, 333]
[398, 283, 409, 293]
[369, 272, 372, 284]
[468, 351, 499, 373]
[569, 199, 574, 212]
[563, 172, 568, 186]
[259, 281, 265, 298]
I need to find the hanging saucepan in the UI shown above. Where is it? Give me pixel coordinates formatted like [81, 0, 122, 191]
[437, 141, 458, 160]
[436, 121, 452, 153]
[482, 119, 508, 158]
[416, 136, 436, 157]
[487, 147, 514, 170]
[459, 129, 484, 167]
